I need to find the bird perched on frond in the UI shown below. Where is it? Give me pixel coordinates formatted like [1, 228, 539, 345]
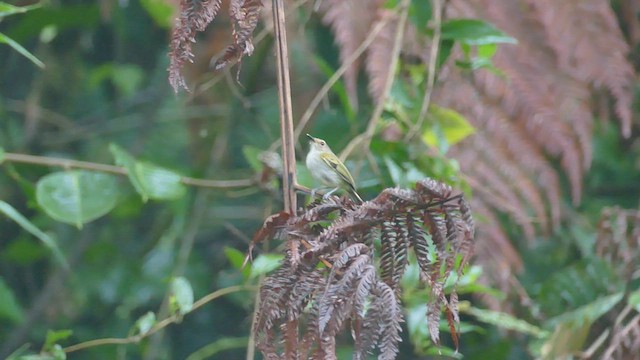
[305, 134, 363, 204]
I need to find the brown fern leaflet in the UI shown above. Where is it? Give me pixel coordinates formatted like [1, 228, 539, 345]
[168, 0, 263, 92]
[253, 178, 475, 359]
[592, 207, 640, 359]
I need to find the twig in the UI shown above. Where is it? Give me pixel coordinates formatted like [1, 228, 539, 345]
[339, 0, 411, 162]
[63, 285, 253, 354]
[2, 152, 254, 189]
[406, 0, 443, 141]
[272, 0, 297, 213]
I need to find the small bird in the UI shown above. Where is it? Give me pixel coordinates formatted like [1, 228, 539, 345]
[305, 134, 363, 203]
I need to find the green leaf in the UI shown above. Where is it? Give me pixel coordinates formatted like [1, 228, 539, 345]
[110, 144, 186, 201]
[408, 0, 431, 32]
[50, 346, 66, 360]
[0, 201, 67, 267]
[0, 277, 24, 323]
[477, 43, 498, 58]
[629, 288, 640, 312]
[0, 2, 41, 18]
[139, 0, 173, 28]
[242, 145, 263, 173]
[0, 32, 45, 68]
[17, 355, 57, 360]
[422, 105, 475, 149]
[464, 306, 549, 338]
[110, 64, 144, 97]
[312, 56, 355, 123]
[546, 292, 624, 328]
[36, 170, 119, 228]
[43, 329, 73, 351]
[224, 247, 251, 279]
[134, 311, 156, 335]
[440, 19, 517, 45]
[0, 146, 5, 163]
[170, 276, 194, 315]
[249, 254, 283, 279]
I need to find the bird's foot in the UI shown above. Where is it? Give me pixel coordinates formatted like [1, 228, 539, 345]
[322, 187, 339, 200]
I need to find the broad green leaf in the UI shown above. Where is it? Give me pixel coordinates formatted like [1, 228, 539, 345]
[0, 146, 5, 163]
[464, 306, 549, 338]
[0, 201, 67, 266]
[0, 277, 24, 323]
[134, 311, 156, 335]
[440, 19, 517, 45]
[170, 276, 194, 315]
[0, 2, 41, 17]
[135, 162, 186, 200]
[110, 144, 186, 201]
[139, 0, 173, 28]
[249, 254, 283, 279]
[44, 329, 72, 351]
[36, 171, 119, 228]
[0, 32, 44, 68]
[422, 105, 475, 148]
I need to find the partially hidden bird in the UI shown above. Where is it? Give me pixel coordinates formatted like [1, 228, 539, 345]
[305, 134, 363, 203]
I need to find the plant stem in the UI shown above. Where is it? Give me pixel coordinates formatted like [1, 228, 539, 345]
[272, 0, 297, 213]
[2, 152, 254, 189]
[62, 285, 252, 354]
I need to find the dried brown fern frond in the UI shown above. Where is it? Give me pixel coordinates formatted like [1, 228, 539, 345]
[214, 0, 263, 70]
[528, 0, 636, 138]
[586, 207, 640, 359]
[319, 0, 382, 107]
[596, 207, 640, 283]
[169, 0, 223, 91]
[252, 178, 475, 359]
[168, 0, 263, 91]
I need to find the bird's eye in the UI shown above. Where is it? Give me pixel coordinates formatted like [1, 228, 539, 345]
[320, 141, 325, 146]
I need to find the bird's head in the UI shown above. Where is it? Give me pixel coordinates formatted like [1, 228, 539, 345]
[306, 134, 331, 153]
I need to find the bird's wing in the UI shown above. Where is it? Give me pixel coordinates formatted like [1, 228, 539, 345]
[320, 152, 357, 190]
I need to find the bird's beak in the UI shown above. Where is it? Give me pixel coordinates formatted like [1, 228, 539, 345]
[306, 134, 315, 142]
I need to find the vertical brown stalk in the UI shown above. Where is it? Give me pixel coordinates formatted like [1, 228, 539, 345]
[272, 0, 299, 358]
[272, 0, 297, 213]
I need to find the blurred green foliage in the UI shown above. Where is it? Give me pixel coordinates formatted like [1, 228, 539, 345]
[0, 0, 638, 359]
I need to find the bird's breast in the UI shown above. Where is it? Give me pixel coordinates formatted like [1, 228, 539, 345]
[306, 151, 341, 186]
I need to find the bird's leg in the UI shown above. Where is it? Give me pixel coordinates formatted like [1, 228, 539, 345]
[323, 187, 339, 200]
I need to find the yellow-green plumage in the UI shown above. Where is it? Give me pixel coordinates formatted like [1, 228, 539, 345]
[306, 134, 363, 203]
